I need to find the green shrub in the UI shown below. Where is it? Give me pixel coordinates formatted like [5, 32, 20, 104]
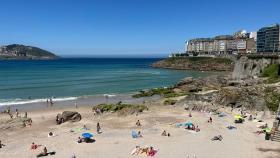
[132, 87, 188, 98]
[164, 99, 177, 105]
[94, 103, 148, 113]
[262, 64, 280, 83]
[264, 87, 280, 111]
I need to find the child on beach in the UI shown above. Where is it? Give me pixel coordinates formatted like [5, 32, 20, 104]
[136, 120, 141, 126]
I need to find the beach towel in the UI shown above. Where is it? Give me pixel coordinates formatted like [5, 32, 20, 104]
[132, 131, 138, 138]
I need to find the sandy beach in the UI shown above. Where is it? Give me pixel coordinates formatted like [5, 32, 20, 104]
[0, 100, 279, 158]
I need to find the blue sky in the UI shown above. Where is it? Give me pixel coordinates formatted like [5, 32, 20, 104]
[0, 0, 279, 57]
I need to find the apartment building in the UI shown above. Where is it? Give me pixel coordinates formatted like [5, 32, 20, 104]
[257, 24, 280, 53]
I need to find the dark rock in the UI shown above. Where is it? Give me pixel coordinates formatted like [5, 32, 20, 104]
[56, 111, 81, 125]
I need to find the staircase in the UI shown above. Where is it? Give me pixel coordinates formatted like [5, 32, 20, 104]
[271, 130, 280, 142]
[271, 103, 280, 142]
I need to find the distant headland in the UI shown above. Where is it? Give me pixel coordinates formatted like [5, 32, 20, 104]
[0, 44, 58, 60]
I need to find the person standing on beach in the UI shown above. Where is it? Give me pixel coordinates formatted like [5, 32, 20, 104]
[50, 98, 54, 106]
[15, 109, 19, 117]
[97, 122, 101, 134]
[75, 101, 78, 109]
[24, 112, 28, 118]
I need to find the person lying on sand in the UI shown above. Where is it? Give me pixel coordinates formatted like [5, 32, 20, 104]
[138, 131, 143, 137]
[161, 130, 167, 136]
[195, 126, 200, 132]
[77, 137, 84, 143]
[136, 120, 141, 127]
[211, 135, 223, 141]
[131, 146, 141, 155]
[31, 142, 41, 150]
[147, 146, 157, 156]
[48, 132, 55, 137]
[38, 147, 48, 157]
[161, 130, 171, 137]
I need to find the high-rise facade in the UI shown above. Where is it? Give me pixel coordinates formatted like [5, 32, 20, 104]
[257, 24, 280, 53]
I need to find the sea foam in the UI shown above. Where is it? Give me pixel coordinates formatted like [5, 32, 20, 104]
[0, 97, 77, 106]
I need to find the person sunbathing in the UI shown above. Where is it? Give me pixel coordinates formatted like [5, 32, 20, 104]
[31, 142, 41, 150]
[191, 125, 195, 130]
[140, 147, 149, 155]
[161, 130, 167, 136]
[138, 131, 143, 137]
[195, 126, 200, 132]
[211, 135, 223, 141]
[136, 120, 141, 126]
[37, 147, 48, 157]
[77, 137, 84, 143]
[131, 146, 141, 155]
[147, 146, 157, 156]
[48, 132, 54, 137]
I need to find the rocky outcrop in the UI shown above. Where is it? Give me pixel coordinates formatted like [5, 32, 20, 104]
[173, 75, 280, 112]
[152, 57, 234, 71]
[56, 111, 81, 125]
[232, 55, 280, 80]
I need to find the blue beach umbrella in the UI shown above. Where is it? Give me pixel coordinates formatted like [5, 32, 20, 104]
[82, 133, 93, 138]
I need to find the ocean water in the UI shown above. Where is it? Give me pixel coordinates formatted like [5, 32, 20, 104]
[0, 58, 216, 106]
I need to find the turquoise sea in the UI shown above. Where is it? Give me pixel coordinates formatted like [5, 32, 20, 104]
[0, 58, 216, 106]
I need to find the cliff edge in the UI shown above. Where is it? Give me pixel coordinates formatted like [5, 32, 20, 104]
[152, 57, 234, 71]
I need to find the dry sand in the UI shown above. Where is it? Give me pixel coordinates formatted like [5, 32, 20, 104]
[0, 104, 279, 158]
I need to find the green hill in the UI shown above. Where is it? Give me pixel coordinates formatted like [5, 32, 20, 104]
[0, 44, 58, 59]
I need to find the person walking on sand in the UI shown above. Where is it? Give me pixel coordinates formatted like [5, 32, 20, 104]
[24, 112, 28, 118]
[97, 122, 101, 134]
[50, 98, 54, 106]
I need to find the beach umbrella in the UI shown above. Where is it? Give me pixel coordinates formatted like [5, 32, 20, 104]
[82, 133, 93, 138]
